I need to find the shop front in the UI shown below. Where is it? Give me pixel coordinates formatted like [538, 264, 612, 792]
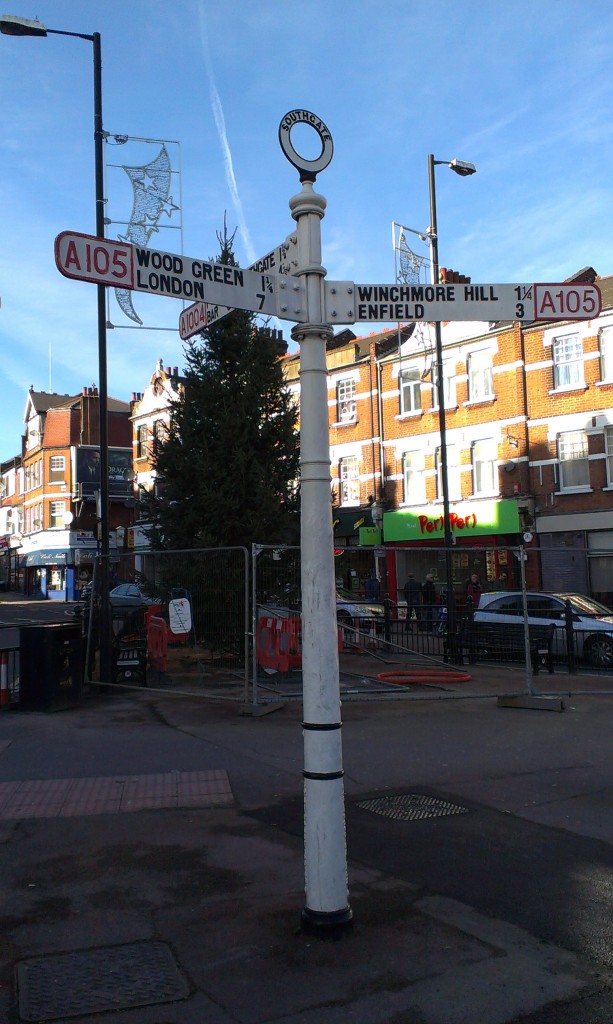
[332, 509, 381, 595]
[0, 537, 22, 592]
[537, 510, 613, 608]
[19, 536, 100, 600]
[20, 549, 71, 599]
[381, 498, 524, 605]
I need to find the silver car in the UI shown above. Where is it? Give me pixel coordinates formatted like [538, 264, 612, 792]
[473, 591, 613, 668]
[335, 586, 384, 624]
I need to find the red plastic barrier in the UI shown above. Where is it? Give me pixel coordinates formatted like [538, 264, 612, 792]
[147, 615, 168, 672]
[144, 603, 189, 646]
[276, 616, 301, 673]
[255, 614, 290, 671]
[256, 616, 343, 672]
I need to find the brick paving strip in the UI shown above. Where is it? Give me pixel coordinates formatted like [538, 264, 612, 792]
[0, 769, 233, 820]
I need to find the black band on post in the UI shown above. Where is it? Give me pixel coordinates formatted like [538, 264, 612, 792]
[303, 769, 344, 781]
[303, 721, 342, 731]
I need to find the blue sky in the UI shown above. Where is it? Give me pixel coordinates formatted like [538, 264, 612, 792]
[1, 0, 612, 462]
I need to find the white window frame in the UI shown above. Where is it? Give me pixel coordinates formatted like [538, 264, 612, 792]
[431, 358, 455, 410]
[553, 334, 583, 389]
[28, 501, 43, 533]
[402, 450, 426, 505]
[436, 444, 462, 501]
[399, 367, 421, 415]
[558, 430, 589, 490]
[599, 326, 613, 382]
[468, 349, 494, 402]
[472, 439, 497, 496]
[152, 419, 167, 454]
[605, 426, 613, 486]
[49, 500, 66, 529]
[49, 455, 66, 482]
[137, 424, 149, 459]
[339, 456, 360, 505]
[336, 378, 357, 423]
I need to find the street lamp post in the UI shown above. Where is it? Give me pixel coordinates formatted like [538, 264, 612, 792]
[1, 15, 111, 680]
[427, 154, 476, 659]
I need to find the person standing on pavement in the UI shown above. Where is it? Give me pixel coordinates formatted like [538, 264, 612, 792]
[466, 573, 483, 609]
[364, 572, 380, 601]
[403, 573, 421, 628]
[421, 574, 436, 631]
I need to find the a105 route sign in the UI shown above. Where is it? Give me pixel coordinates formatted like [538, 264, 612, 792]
[54, 231, 307, 322]
[324, 280, 602, 324]
[182, 234, 299, 338]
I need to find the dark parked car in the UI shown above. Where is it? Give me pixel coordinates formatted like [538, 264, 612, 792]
[73, 581, 158, 616]
[108, 583, 159, 609]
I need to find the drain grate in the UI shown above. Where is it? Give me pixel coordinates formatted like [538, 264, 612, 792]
[16, 940, 189, 1022]
[357, 793, 469, 821]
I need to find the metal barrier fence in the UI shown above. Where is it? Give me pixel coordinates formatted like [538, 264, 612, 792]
[0, 646, 19, 708]
[5, 539, 612, 709]
[88, 547, 250, 699]
[252, 541, 613, 684]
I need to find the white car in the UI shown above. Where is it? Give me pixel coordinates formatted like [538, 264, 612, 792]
[473, 591, 613, 668]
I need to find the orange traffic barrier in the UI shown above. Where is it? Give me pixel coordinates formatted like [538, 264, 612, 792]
[276, 616, 301, 673]
[147, 615, 168, 672]
[256, 617, 296, 672]
[256, 616, 343, 672]
[0, 651, 9, 707]
[144, 603, 190, 646]
[377, 669, 472, 685]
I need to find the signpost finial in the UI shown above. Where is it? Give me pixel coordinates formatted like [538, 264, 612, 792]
[279, 110, 333, 181]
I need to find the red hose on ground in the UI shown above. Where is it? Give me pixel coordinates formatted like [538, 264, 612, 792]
[377, 670, 472, 685]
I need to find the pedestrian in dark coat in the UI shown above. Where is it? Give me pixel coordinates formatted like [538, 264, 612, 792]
[403, 573, 421, 627]
[421, 574, 436, 631]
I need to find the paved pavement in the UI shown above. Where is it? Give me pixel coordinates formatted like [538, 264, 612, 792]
[1, 594, 612, 1022]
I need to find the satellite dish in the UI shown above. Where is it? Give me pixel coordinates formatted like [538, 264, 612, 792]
[504, 460, 517, 472]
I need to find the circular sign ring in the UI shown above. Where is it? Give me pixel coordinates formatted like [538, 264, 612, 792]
[278, 110, 334, 177]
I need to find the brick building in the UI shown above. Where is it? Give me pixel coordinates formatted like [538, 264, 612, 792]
[127, 359, 183, 553]
[0, 386, 132, 599]
[283, 268, 613, 605]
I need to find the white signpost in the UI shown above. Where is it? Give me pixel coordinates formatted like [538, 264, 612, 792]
[54, 231, 307, 323]
[55, 106, 601, 942]
[324, 280, 602, 324]
[179, 235, 299, 339]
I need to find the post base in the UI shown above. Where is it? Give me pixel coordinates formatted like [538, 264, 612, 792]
[301, 904, 354, 939]
[497, 694, 566, 712]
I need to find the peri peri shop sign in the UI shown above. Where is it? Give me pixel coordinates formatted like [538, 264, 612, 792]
[383, 499, 521, 543]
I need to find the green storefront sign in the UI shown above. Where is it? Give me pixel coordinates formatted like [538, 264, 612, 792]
[383, 499, 521, 543]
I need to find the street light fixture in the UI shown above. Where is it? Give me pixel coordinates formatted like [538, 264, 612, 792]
[427, 154, 476, 659]
[1, 14, 111, 681]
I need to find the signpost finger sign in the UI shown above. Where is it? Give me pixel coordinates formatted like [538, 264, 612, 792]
[179, 234, 299, 339]
[324, 279, 602, 323]
[54, 231, 307, 323]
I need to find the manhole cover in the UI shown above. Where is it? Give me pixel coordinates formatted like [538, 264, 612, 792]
[16, 940, 189, 1022]
[357, 793, 469, 821]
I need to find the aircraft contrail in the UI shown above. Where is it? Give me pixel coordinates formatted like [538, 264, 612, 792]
[198, 4, 256, 265]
